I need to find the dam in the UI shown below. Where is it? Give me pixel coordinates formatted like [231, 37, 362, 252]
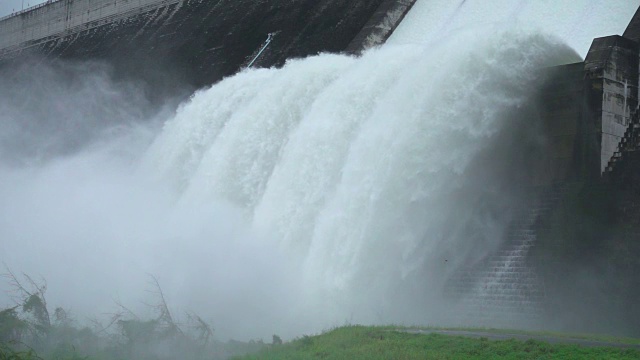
[0, 0, 416, 95]
[443, 7, 640, 334]
[1, 0, 640, 340]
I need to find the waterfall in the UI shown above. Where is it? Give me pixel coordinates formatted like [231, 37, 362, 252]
[142, 29, 577, 335]
[0, 0, 636, 341]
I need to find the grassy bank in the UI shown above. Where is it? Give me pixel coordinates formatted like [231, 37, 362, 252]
[3, 325, 640, 359]
[408, 326, 640, 346]
[235, 326, 640, 360]
[2, 272, 639, 359]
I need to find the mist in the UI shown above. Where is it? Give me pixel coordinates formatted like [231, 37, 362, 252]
[0, 60, 300, 340]
[0, 60, 165, 164]
[0, 26, 584, 343]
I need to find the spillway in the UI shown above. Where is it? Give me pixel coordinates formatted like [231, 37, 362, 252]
[1, 0, 640, 341]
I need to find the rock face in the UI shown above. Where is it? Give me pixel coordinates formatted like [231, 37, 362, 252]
[0, 0, 416, 95]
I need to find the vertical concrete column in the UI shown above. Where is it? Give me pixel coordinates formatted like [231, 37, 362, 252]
[584, 35, 639, 174]
[624, 6, 640, 104]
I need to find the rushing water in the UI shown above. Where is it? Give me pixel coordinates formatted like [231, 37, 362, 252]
[0, 0, 637, 340]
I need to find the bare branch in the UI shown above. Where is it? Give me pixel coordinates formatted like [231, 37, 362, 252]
[2, 265, 51, 330]
[186, 312, 214, 344]
[146, 274, 183, 336]
[2, 265, 33, 301]
[112, 298, 139, 320]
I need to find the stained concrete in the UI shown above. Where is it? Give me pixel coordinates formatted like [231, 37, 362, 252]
[345, 0, 416, 54]
[534, 35, 639, 183]
[584, 36, 639, 174]
[0, 0, 414, 96]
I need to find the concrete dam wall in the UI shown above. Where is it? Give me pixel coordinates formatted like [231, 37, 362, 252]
[0, 0, 182, 50]
[0, 0, 416, 93]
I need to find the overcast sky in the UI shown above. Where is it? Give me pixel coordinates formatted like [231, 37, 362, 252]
[0, 0, 47, 17]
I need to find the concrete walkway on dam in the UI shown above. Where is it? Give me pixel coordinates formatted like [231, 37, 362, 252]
[401, 329, 640, 350]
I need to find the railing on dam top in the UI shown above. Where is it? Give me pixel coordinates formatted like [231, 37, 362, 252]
[0, 0, 62, 23]
[0, 0, 183, 53]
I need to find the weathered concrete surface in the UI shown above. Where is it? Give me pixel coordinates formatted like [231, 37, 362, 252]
[0, 0, 183, 50]
[585, 36, 639, 174]
[534, 35, 639, 183]
[345, 0, 416, 54]
[0, 0, 417, 95]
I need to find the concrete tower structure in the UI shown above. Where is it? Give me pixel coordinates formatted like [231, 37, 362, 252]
[537, 13, 640, 183]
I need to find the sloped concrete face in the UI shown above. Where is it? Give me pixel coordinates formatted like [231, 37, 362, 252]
[0, 0, 417, 93]
[0, 0, 183, 50]
[345, 0, 416, 54]
[624, 6, 640, 43]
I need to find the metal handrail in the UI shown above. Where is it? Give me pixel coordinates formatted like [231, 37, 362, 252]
[247, 33, 274, 68]
[0, 0, 63, 23]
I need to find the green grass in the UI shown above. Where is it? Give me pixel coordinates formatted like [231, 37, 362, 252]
[398, 326, 640, 346]
[235, 325, 640, 360]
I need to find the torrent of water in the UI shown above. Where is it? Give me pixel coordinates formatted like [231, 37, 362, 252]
[0, 0, 636, 341]
[142, 29, 578, 334]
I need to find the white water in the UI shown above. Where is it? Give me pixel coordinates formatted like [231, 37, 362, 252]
[391, 0, 640, 57]
[0, 1, 635, 341]
[142, 29, 576, 336]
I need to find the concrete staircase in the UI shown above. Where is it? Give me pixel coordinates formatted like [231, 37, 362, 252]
[605, 108, 640, 177]
[445, 185, 568, 329]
